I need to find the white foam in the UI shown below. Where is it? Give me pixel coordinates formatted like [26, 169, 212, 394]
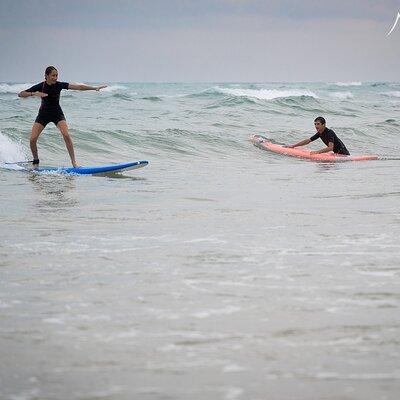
[42, 317, 65, 325]
[0, 130, 27, 166]
[216, 87, 318, 100]
[192, 305, 241, 319]
[183, 237, 227, 244]
[75, 386, 123, 398]
[314, 371, 400, 380]
[329, 91, 354, 100]
[223, 364, 247, 372]
[9, 388, 40, 400]
[332, 81, 362, 87]
[382, 91, 400, 98]
[93, 329, 138, 342]
[0, 300, 12, 309]
[0, 83, 34, 93]
[224, 387, 244, 400]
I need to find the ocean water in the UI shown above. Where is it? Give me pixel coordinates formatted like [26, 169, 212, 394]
[1, 82, 400, 400]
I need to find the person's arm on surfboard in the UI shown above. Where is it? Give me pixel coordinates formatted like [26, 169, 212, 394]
[310, 142, 334, 155]
[68, 83, 107, 91]
[285, 138, 311, 148]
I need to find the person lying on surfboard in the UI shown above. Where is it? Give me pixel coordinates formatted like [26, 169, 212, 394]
[285, 116, 350, 155]
[18, 66, 107, 168]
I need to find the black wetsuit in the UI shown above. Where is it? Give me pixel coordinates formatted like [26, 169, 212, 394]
[310, 127, 350, 155]
[26, 81, 69, 127]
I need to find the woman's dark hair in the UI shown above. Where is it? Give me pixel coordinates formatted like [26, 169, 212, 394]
[45, 66, 57, 76]
[314, 116, 326, 125]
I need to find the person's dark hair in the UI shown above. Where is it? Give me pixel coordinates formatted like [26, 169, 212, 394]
[314, 116, 326, 125]
[45, 66, 57, 76]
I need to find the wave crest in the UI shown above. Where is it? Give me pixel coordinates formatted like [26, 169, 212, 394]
[332, 82, 362, 87]
[215, 87, 318, 100]
[0, 131, 27, 164]
[0, 83, 35, 94]
[382, 91, 400, 98]
[329, 91, 354, 100]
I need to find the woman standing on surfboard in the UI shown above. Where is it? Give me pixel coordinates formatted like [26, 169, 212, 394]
[18, 66, 107, 167]
[286, 116, 350, 155]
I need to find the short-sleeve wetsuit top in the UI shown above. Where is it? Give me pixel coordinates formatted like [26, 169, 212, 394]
[26, 81, 69, 127]
[310, 127, 350, 155]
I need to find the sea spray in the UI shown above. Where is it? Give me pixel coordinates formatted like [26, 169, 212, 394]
[0, 130, 27, 165]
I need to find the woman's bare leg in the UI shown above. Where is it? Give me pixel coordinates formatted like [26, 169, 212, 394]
[57, 120, 78, 167]
[30, 122, 45, 163]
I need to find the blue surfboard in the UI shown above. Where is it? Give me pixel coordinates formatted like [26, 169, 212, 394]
[4, 160, 148, 175]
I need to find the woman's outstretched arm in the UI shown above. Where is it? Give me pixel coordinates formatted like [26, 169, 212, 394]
[68, 83, 107, 91]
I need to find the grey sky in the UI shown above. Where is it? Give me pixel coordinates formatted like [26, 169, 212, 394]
[0, 0, 399, 82]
